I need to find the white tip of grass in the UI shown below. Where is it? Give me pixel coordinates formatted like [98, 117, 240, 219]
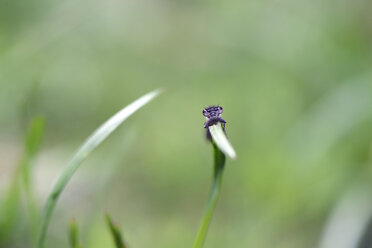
[209, 124, 237, 159]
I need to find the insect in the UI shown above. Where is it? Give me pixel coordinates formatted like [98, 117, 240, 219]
[202, 105, 226, 129]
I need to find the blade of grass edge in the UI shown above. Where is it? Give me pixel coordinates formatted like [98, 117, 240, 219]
[37, 89, 162, 248]
[208, 124, 236, 160]
[106, 214, 128, 248]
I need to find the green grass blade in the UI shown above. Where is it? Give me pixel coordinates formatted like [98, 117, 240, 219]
[22, 116, 45, 243]
[69, 219, 82, 248]
[106, 214, 128, 248]
[0, 116, 45, 244]
[208, 124, 236, 160]
[192, 143, 225, 248]
[25, 116, 45, 158]
[37, 89, 162, 248]
[0, 177, 21, 243]
[23, 115, 45, 188]
[193, 123, 235, 248]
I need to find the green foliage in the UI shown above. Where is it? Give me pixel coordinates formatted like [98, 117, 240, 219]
[23, 116, 45, 242]
[0, 175, 21, 243]
[106, 214, 128, 248]
[24, 116, 45, 159]
[37, 89, 161, 248]
[1, 0, 372, 246]
[0, 116, 45, 244]
[193, 123, 234, 248]
[69, 219, 82, 248]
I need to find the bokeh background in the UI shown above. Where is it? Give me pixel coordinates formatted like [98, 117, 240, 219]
[1, 0, 372, 247]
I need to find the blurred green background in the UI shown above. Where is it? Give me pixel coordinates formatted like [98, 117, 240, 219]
[1, 0, 372, 247]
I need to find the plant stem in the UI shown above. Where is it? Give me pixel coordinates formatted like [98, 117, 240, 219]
[21, 155, 40, 245]
[193, 142, 226, 248]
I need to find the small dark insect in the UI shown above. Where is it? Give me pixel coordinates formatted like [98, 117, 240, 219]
[202, 105, 226, 129]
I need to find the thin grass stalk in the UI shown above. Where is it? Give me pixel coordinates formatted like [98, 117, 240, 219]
[192, 141, 225, 248]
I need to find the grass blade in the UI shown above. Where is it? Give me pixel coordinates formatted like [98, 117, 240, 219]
[23, 115, 45, 191]
[69, 219, 82, 248]
[106, 214, 128, 248]
[192, 142, 225, 248]
[208, 124, 236, 160]
[23, 116, 45, 243]
[25, 116, 45, 158]
[0, 116, 45, 244]
[193, 122, 236, 248]
[37, 89, 162, 248]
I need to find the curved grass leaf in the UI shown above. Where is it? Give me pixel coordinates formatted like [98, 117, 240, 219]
[208, 124, 236, 159]
[106, 214, 128, 248]
[37, 89, 162, 248]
